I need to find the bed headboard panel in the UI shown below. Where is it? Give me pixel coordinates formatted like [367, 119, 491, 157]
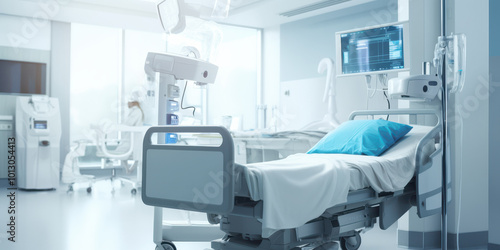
[349, 109, 444, 218]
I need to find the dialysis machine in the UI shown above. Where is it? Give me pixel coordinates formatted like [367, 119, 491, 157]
[16, 95, 61, 190]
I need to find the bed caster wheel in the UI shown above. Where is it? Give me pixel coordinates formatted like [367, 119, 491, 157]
[67, 185, 74, 193]
[156, 241, 176, 250]
[131, 188, 137, 195]
[340, 231, 361, 250]
[86, 187, 92, 193]
[207, 213, 221, 224]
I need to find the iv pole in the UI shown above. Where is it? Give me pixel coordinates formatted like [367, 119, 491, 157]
[440, 0, 448, 249]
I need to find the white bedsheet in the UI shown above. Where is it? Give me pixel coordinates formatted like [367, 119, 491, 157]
[243, 125, 435, 237]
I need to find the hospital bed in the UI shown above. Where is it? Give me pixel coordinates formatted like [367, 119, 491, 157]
[142, 109, 443, 250]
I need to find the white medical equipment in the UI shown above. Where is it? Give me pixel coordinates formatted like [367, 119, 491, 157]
[156, 0, 230, 35]
[144, 51, 218, 134]
[141, 109, 443, 250]
[144, 52, 218, 86]
[62, 140, 94, 193]
[143, 52, 221, 250]
[387, 31, 466, 249]
[433, 32, 467, 249]
[157, 0, 229, 62]
[388, 75, 441, 100]
[336, 22, 410, 77]
[142, 1, 231, 249]
[433, 33, 467, 93]
[15, 95, 61, 190]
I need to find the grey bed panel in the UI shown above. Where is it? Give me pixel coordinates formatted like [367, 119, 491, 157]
[142, 126, 235, 214]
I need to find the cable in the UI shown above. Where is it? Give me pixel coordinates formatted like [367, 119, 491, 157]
[181, 80, 196, 116]
[369, 76, 378, 98]
[383, 90, 391, 120]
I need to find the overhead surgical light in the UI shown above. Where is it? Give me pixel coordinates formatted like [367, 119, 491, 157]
[157, 0, 231, 34]
[156, 0, 230, 62]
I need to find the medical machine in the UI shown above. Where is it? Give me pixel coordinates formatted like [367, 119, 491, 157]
[384, 32, 466, 249]
[16, 95, 61, 190]
[388, 75, 441, 100]
[336, 22, 410, 77]
[144, 52, 218, 142]
[142, 109, 443, 250]
[144, 52, 218, 85]
[143, 51, 222, 249]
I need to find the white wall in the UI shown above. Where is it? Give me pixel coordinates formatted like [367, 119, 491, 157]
[276, 0, 400, 131]
[50, 21, 71, 166]
[0, 14, 51, 50]
[262, 25, 281, 130]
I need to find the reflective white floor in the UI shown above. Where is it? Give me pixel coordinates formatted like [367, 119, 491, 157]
[0, 178, 402, 250]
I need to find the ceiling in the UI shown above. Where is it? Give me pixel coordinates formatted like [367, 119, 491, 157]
[67, 0, 378, 28]
[222, 0, 377, 28]
[2, 0, 383, 30]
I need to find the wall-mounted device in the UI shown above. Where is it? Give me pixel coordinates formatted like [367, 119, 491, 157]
[336, 22, 410, 77]
[388, 75, 440, 101]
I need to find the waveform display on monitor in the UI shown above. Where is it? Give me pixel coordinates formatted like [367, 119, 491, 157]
[340, 24, 404, 75]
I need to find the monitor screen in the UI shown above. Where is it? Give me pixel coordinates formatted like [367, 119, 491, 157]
[34, 120, 48, 129]
[0, 60, 47, 95]
[337, 23, 408, 76]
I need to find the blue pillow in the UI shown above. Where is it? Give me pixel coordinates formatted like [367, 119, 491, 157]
[307, 119, 413, 156]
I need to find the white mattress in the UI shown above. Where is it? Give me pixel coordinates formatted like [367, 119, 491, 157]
[242, 125, 436, 237]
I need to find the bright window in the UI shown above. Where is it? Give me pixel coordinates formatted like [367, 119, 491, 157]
[70, 24, 165, 142]
[175, 24, 262, 130]
[209, 25, 261, 130]
[70, 23, 122, 142]
[70, 23, 261, 143]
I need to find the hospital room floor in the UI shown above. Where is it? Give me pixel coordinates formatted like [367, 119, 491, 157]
[0, 177, 414, 250]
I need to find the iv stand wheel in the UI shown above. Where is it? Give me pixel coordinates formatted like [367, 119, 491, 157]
[156, 241, 176, 250]
[340, 231, 361, 250]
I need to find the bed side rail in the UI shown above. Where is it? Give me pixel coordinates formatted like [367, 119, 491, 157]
[348, 109, 443, 218]
[141, 126, 235, 214]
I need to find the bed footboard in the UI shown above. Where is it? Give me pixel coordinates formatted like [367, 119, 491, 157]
[141, 126, 235, 214]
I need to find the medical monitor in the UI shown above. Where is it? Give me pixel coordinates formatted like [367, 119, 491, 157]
[336, 22, 409, 77]
[0, 59, 47, 95]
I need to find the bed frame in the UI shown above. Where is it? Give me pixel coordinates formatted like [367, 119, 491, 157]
[141, 109, 443, 250]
